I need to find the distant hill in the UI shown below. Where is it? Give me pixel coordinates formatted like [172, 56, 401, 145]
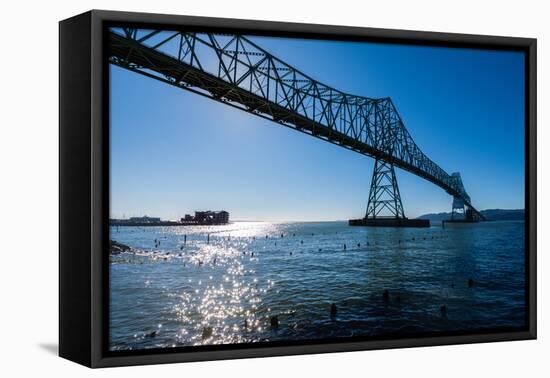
[417, 209, 525, 222]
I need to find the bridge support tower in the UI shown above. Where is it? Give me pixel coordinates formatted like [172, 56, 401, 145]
[349, 159, 430, 227]
[442, 196, 480, 225]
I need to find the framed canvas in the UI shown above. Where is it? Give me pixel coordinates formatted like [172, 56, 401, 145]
[59, 10, 536, 368]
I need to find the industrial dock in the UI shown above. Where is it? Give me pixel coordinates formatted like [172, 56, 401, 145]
[110, 211, 230, 227]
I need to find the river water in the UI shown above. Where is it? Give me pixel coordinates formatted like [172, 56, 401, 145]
[109, 220, 526, 351]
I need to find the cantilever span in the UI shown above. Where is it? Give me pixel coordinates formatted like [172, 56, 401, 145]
[108, 28, 485, 222]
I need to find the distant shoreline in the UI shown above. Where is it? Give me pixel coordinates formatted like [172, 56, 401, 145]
[109, 218, 525, 227]
[418, 209, 525, 222]
[110, 221, 228, 227]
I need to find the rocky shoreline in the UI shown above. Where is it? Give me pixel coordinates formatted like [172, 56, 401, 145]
[110, 240, 132, 255]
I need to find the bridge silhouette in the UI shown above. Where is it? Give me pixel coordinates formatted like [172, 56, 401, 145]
[108, 28, 485, 224]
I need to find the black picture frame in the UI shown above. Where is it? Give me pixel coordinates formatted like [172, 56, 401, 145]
[59, 9, 537, 368]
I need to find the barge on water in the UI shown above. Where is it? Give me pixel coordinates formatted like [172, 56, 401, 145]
[442, 218, 480, 227]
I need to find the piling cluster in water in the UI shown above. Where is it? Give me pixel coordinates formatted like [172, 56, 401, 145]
[111, 227, 480, 343]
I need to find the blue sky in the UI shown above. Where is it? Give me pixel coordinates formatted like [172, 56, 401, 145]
[110, 34, 525, 221]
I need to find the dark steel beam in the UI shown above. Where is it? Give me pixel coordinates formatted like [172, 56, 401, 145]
[108, 29, 485, 220]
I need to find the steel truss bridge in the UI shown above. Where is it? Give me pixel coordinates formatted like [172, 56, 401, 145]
[108, 28, 485, 222]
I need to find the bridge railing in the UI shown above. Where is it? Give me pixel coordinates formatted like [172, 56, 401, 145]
[109, 28, 481, 217]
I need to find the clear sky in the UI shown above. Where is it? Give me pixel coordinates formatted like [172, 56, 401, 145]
[110, 33, 525, 221]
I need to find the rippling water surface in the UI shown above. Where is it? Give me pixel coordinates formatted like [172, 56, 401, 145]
[109, 221, 526, 351]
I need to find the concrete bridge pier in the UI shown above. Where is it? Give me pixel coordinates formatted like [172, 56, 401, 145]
[442, 196, 480, 225]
